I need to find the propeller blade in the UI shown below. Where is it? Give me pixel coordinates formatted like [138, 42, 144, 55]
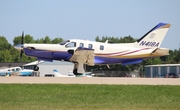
[20, 50, 23, 62]
[21, 31, 24, 45]
[20, 31, 24, 62]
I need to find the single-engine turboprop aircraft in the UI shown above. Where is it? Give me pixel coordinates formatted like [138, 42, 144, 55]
[15, 23, 171, 75]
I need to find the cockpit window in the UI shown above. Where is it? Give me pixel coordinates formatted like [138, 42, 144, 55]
[65, 42, 76, 48]
[59, 40, 70, 45]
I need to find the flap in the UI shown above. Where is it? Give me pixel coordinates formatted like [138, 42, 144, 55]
[69, 47, 95, 66]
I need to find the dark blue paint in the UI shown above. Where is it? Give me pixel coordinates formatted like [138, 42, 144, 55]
[24, 48, 144, 65]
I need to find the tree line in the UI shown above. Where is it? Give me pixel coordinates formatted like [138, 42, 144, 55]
[0, 34, 180, 71]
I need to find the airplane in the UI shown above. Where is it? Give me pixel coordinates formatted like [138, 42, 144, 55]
[0, 66, 34, 76]
[14, 23, 171, 75]
[44, 69, 75, 77]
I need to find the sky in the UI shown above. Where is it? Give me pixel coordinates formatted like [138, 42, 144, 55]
[0, 0, 180, 50]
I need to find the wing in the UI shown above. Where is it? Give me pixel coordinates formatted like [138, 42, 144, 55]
[69, 47, 95, 66]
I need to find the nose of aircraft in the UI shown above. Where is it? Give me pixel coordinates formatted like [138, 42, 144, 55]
[14, 44, 24, 50]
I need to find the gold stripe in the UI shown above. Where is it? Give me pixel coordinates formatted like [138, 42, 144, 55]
[160, 24, 171, 29]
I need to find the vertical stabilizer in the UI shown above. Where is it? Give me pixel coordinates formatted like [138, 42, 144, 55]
[53, 69, 62, 76]
[134, 23, 171, 48]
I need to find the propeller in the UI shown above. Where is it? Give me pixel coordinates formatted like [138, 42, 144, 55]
[20, 31, 24, 62]
[21, 31, 24, 45]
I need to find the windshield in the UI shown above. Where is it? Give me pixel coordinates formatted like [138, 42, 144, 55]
[65, 42, 76, 48]
[59, 40, 70, 45]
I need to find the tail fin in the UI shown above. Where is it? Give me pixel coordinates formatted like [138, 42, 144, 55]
[53, 69, 61, 76]
[134, 23, 171, 48]
[53, 69, 59, 73]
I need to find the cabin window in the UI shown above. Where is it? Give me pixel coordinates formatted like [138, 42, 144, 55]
[100, 45, 104, 50]
[88, 44, 93, 49]
[16, 68, 20, 71]
[65, 42, 76, 48]
[12, 69, 15, 71]
[79, 43, 84, 47]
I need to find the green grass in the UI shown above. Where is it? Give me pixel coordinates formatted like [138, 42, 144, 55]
[0, 84, 180, 110]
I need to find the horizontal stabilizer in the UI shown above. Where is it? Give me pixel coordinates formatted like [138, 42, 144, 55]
[151, 48, 169, 55]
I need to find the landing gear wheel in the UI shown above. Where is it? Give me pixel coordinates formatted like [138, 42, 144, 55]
[73, 69, 82, 75]
[73, 69, 78, 75]
[34, 65, 39, 71]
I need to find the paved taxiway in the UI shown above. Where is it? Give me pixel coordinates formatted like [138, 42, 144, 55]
[0, 77, 180, 85]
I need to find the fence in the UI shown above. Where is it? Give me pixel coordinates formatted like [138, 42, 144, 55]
[92, 71, 145, 77]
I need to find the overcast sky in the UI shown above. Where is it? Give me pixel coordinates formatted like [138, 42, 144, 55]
[0, 0, 180, 50]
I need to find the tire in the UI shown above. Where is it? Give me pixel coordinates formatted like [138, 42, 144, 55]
[73, 69, 78, 75]
[73, 69, 82, 75]
[34, 66, 39, 71]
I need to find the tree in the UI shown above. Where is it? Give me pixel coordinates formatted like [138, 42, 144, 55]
[52, 38, 63, 44]
[24, 35, 34, 43]
[0, 50, 12, 62]
[43, 36, 51, 43]
[142, 57, 162, 65]
[95, 35, 136, 43]
[0, 36, 12, 62]
[35, 38, 44, 43]
[13, 36, 21, 46]
[13, 35, 34, 45]
[174, 48, 180, 63]
[0, 36, 11, 49]
[95, 36, 100, 42]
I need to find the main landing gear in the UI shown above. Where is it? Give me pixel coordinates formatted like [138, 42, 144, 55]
[73, 62, 85, 75]
[32, 60, 40, 76]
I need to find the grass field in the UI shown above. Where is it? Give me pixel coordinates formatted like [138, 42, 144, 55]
[0, 84, 180, 110]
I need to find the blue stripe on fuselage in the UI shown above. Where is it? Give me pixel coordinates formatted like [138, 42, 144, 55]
[94, 56, 143, 65]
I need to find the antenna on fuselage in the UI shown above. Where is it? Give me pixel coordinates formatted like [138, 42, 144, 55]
[105, 40, 108, 43]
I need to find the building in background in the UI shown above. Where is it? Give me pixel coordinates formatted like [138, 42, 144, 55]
[145, 64, 180, 78]
[37, 61, 74, 77]
[23, 60, 74, 77]
[0, 60, 74, 77]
